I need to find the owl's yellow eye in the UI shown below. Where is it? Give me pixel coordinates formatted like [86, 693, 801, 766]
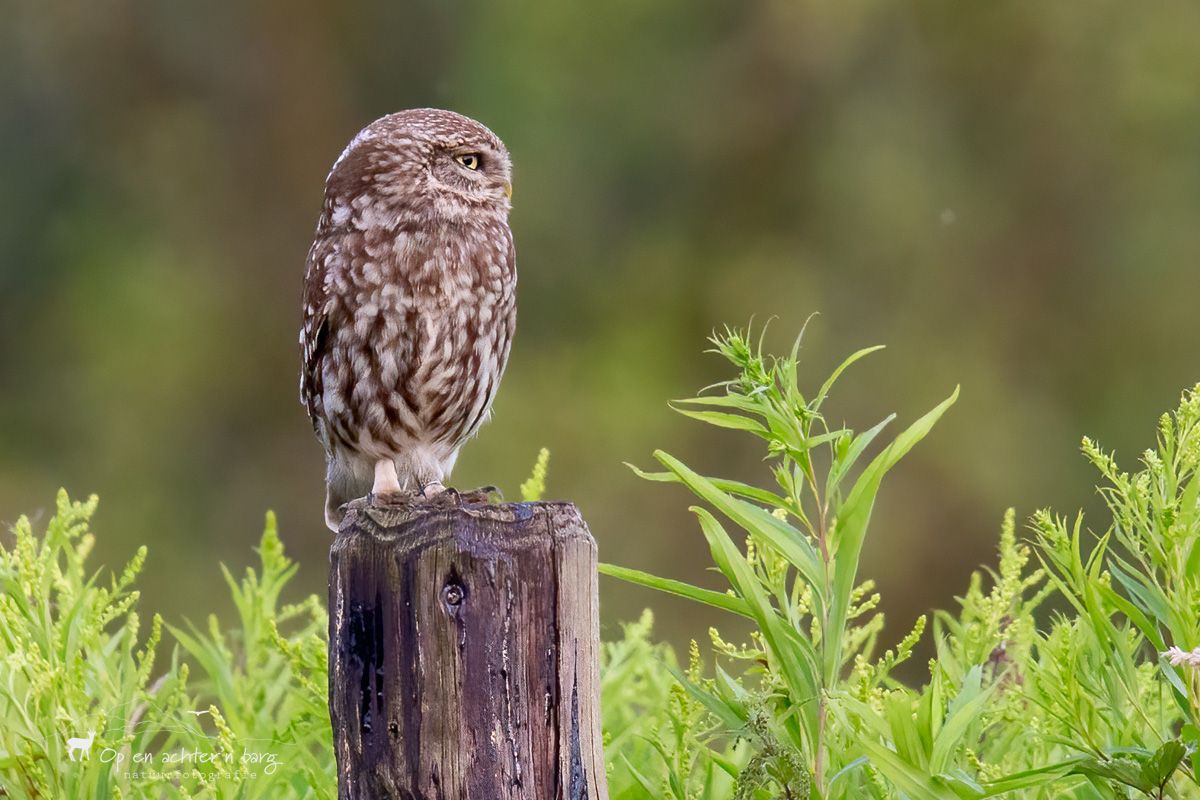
[455, 153, 481, 171]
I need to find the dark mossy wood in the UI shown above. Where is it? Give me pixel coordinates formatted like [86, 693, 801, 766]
[328, 496, 609, 800]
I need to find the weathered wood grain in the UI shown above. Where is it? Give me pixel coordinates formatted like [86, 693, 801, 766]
[328, 496, 608, 800]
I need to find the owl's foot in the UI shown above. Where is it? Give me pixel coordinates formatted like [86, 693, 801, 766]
[418, 481, 447, 498]
[412, 484, 502, 508]
[352, 484, 504, 520]
[449, 485, 503, 506]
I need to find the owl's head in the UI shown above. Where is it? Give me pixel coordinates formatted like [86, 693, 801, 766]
[325, 109, 512, 225]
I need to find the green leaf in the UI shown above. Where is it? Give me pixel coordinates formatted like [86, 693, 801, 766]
[930, 667, 994, 774]
[1140, 739, 1186, 790]
[978, 759, 1085, 796]
[625, 463, 790, 508]
[1070, 755, 1154, 792]
[936, 770, 985, 799]
[691, 507, 821, 733]
[653, 451, 825, 609]
[667, 665, 748, 730]
[620, 752, 665, 797]
[834, 699, 962, 800]
[826, 756, 870, 791]
[598, 563, 752, 618]
[813, 345, 886, 412]
[885, 691, 928, 769]
[672, 393, 767, 413]
[826, 414, 896, 499]
[825, 386, 959, 681]
[672, 408, 771, 436]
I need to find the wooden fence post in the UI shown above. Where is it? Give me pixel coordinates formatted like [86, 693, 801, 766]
[328, 496, 609, 800]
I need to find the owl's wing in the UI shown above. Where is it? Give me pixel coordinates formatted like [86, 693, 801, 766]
[299, 234, 333, 434]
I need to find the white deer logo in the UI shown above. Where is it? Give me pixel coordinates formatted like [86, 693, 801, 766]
[66, 730, 95, 761]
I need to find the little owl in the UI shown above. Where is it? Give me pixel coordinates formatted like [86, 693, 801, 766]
[299, 109, 516, 531]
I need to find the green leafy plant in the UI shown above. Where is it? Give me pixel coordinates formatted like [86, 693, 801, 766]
[603, 328, 1200, 799]
[0, 493, 333, 799]
[1021, 386, 1200, 797]
[520, 447, 552, 502]
[601, 611, 745, 799]
[603, 325, 960, 797]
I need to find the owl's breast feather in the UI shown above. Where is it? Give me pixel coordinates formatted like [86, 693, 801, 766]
[339, 220, 512, 337]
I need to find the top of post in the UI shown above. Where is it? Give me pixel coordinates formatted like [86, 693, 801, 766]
[334, 494, 596, 554]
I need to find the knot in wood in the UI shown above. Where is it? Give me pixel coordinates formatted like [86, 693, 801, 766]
[442, 581, 465, 607]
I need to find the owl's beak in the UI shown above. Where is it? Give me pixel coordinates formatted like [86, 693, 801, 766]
[503, 182, 513, 200]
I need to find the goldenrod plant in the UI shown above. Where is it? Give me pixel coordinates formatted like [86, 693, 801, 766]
[0, 495, 332, 799]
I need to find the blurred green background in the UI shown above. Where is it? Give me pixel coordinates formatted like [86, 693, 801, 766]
[3, 2, 1198, 654]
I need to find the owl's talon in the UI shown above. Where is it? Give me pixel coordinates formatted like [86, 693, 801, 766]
[454, 486, 501, 505]
[413, 482, 464, 509]
[363, 491, 390, 509]
[399, 484, 500, 508]
[419, 481, 447, 498]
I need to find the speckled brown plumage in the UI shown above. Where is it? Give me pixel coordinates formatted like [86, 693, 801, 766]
[299, 109, 516, 530]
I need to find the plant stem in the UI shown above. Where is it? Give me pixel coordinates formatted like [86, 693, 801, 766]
[815, 696, 827, 789]
[803, 457, 832, 793]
